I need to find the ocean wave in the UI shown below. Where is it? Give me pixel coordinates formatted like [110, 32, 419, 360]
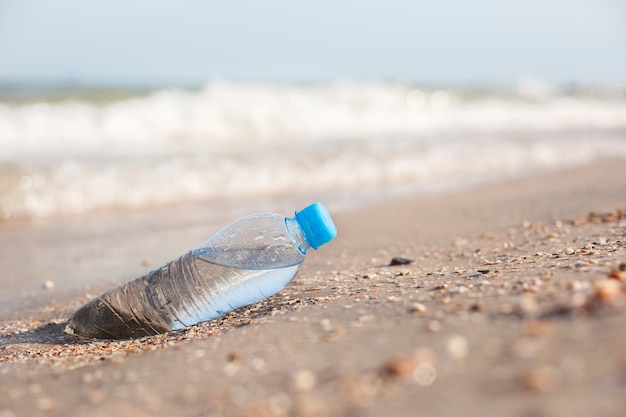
[2, 81, 625, 156]
[1, 81, 625, 220]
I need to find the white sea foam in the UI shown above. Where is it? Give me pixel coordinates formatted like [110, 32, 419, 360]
[1, 81, 625, 220]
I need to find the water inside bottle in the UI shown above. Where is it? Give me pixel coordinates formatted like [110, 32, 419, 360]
[163, 256, 300, 330]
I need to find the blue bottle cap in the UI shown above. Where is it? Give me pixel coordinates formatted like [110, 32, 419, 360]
[295, 202, 337, 249]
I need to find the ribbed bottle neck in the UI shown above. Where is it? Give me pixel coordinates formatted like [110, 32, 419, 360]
[285, 217, 311, 255]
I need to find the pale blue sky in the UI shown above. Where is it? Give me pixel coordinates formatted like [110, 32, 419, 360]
[0, 0, 624, 86]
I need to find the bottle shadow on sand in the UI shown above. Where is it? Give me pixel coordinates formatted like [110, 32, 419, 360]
[1, 321, 81, 347]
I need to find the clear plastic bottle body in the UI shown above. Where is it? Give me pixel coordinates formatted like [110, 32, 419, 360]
[194, 213, 308, 268]
[66, 213, 310, 339]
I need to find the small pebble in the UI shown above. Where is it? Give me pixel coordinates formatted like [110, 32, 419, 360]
[469, 302, 484, 312]
[408, 303, 427, 313]
[42, 280, 54, 290]
[389, 257, 413, 266]
[446, 335, 469, 359]
[594, 238, 609, 246]
[608, 269, 624, 281]
[567, 280, 585, 291]
[593, 279, 622, 303]
[413, 362, 437, 386]
[381, 348, 436, 386]
[382, 354, 417, 377]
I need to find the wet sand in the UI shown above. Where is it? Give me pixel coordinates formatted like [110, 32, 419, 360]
[1, 161, 626, 417]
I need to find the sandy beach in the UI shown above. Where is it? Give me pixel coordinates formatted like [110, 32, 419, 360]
[1, 161, 625, 417]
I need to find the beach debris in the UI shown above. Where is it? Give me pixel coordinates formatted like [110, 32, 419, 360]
[64, 202, 337, 339]
[389, 257, 413, 266]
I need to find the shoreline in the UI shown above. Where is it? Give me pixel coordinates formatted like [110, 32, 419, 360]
[1, 160, 625, 416]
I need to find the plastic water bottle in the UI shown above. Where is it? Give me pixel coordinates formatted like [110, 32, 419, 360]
[65, 202, 337, 339]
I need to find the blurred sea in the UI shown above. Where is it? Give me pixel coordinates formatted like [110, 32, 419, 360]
[1, 79, 625, 221]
